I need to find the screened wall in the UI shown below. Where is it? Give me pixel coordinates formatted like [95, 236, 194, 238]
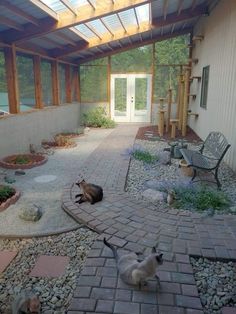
[41, 59, 53, 106]
[0, 50, 8, 114]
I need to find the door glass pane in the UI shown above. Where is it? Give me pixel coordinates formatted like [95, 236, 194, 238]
[135, 78, 147, 116]
[114, 78, 127, 116]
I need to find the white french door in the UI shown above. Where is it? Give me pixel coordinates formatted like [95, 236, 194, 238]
[111, 74, 152, 122]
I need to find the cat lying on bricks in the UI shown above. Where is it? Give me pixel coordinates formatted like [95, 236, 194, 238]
[103, 238, 163, 289]
[75, 179, 103, 205]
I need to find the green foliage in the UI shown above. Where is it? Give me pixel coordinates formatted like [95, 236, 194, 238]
[83, 107, 116, 128]
[13, 155, 30, 164]
[173, 185, 230, 212]
[132, 150, 158, 164]
[0, 185, 15, 203]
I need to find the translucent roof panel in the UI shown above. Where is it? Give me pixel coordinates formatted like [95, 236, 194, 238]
[86, 20, 108, 36]
[118, 9, 136, 28]
[74, 24, 96, 39]
[136, 4, 150, 23]
[40, 0, 91, 13]
[102, 14, 122, 32]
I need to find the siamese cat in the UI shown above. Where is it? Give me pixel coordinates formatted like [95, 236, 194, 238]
[12, 290, 41, 314]
[75, 179, 103, 205]
[103, 238, 163, 288]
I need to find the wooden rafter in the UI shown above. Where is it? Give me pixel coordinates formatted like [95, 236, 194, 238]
[77, 27, 192, 64]
[60, 0, 77, 15]
[29, 0, 58, 20]
[0, 0, 39, 26]
[87, 0, 96, 10]
[41, 36, 63, 48]
[171, 23, 176, 33]
[100, 18, 114, 36]
[85, 23, 102, 40]
[178, 0, 184, 15]
[54, 32, 77, 46]
[3, 0, 151, 44]
[134, 8, 140, 28]
[50, 21, 151, 57]
[152, 3, 208, 27]
[163, 0, 169, 20]
[69, 28, 89, 43]
[0, 17, 24, 31]
[191, 0, 197, 10]
[117, 13, 127, 33]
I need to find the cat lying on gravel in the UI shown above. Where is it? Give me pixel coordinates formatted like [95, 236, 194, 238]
[103, 238, 163, 288]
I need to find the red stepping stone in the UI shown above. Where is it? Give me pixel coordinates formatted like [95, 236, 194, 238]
[222, 308, 236, 314]
[29, 255, 70, 278]
[0, 251, 18, 273]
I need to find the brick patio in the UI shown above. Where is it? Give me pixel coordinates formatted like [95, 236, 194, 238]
[62, 124, 236, 314]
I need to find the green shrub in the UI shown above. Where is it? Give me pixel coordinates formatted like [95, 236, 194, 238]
[83, 107, 116, 128]
[173, 185, 230, 212]
[0, 185, 15, 203]
[13, 155, 30, 164]
[132, 150, 158, 164]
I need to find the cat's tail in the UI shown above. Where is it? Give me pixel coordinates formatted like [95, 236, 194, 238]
[103, 238, 118, 261]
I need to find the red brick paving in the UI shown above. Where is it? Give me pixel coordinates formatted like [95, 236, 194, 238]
[29, 255, 70, 278]
[62, 124, 236, 313]
[0, 250, 18, 273]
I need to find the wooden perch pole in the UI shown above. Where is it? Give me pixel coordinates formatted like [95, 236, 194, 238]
[182, 69, 190, 136]
[166, 88, 172, 132]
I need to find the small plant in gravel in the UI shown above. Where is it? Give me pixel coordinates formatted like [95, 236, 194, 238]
[173, 185, 230, 212]
[132, 149, 158, 164]
[0, 185, 15, 204]
[54, 134, 72, 147]
[83, 107, 116, 128]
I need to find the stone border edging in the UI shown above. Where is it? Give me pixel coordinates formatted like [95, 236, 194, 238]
[0, 154, 48, 169]
[0, 189, 21, 212]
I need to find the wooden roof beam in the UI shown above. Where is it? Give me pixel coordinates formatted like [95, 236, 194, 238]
[60, 0, 77, 15]
[87, 0, 96, 10]
[77, 27, 192, 64]
[152, 3, 208, 27]
[163, 0, 169, 20]
[54, 32, 78, 46]
[100, 18, 114, 36]
[29, 0, 58, 20]
[0, 0, 39, 26]
[0, 17, 24, 31]
[3, 0, 151, 44]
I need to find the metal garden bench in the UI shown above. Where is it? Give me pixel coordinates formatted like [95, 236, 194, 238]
[180, 132, 231, 188]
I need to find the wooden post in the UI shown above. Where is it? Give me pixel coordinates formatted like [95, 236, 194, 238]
[166, 88, 172, 132]
[107, 56, 111, 117]
[151, 43, 155, 124]
[51, 60, 60, 105]
[33, 55, 43, 109]
[170, 119, 179, 139]
[65, 64, 72, 103]
[158, 109, 166, 137]
[182, 69, 190, 136]
[4, 45, 19, 114]
[178, 74, 184, 130]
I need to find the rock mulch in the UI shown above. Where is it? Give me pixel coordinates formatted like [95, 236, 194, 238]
[126, 139, 236, 210]
[0, 228, 97, 314]
[191, 257, 236, 313]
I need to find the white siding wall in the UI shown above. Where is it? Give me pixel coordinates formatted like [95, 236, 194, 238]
[0, 103, 81, 158]
[189, 0, 236, 171]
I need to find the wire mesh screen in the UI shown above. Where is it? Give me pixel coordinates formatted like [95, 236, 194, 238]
[16, 54, 36, 112]
[111, 46, 152, 73]
[153, 65, 182, 103]
[41, 59, 53, 106]
[59, 63, 66, 104]
[0, 50, 8, 113]
[80, 65, 108, 102]
[71, 66, 79, 102]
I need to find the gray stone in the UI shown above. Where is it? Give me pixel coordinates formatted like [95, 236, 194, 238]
[158, 151, 171, 165]
[142, 189, 165, 202]
[19, 204, 43, 222]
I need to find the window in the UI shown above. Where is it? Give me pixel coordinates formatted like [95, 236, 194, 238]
[200, 65, 210, 109]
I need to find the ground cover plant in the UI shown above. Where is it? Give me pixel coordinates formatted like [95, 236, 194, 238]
[172, 184, 230, 212]
[83, 107, 116, 128]
[132, 149, 158, 164]
[0, 185, 15, 204]
[10, 155, 30, 165]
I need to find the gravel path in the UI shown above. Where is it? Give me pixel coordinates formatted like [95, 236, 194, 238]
[0, 128, 113, 237]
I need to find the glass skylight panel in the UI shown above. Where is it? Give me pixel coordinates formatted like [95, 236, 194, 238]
[74, 24, 96, 39]
[40, 0, 67, 12]
[136, 4, 150, 23]
[118, 9, 136, 28]
[102, 14, 122, 32]
[87, 19, 108, 35]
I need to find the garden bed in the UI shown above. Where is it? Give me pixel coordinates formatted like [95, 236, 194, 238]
[0, 154, 47, 169]
[0, 185, 20, 212]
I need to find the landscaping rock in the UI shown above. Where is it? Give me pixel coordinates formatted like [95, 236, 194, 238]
[142, 188, 165, 202]
[158, 151, 171, 165]
[18, 205, 43, 222]
[4, 176, 16, 184]
[15, 170, 26, 176]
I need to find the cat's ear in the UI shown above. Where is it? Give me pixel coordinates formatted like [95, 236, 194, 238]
[159, 253, 163, 259]
[152, 247, 157, 253]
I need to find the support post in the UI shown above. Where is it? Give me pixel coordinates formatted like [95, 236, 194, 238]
[178, 74, 184, 130]
[166, 88, 172, 132]
[107, 56, 111, 117]
[51, 60, 60, 105]
[65, 64, 72, 103]
[4, 45, 19, 114]
[182, 69, 190, 136]
[33, 55, 43, 109]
